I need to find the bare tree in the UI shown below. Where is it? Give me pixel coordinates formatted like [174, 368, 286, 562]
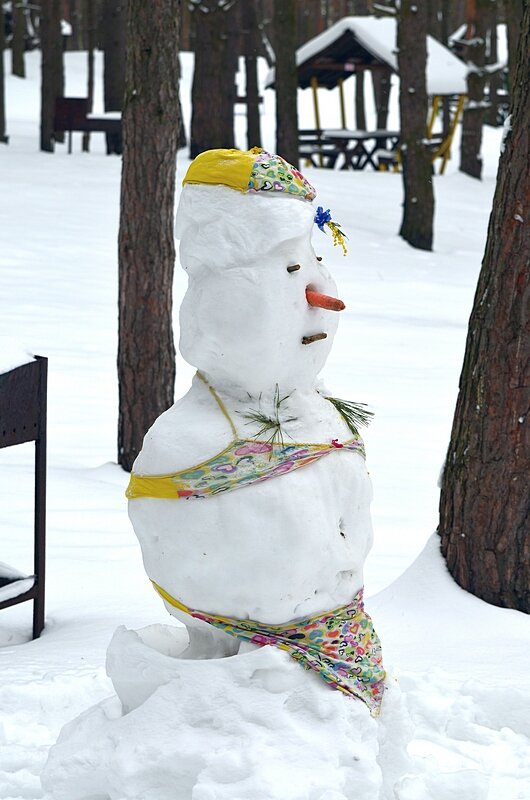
[40, 0, 64, 152]
[189, 0, 239, 158]
[459, 0, 489, 179]
[273, 0, 298, 165]
[505, 0, 524, 93]
[103, 0, 126, 154]
[117, 0, 180, 472]
[397, 0, 434, 251]
[0, 3, 8, 143]
[439, 2, 530, 613]
[81, 0, 96, 152]
[242, 0, 261, 149]
[12, 0, 26, 77]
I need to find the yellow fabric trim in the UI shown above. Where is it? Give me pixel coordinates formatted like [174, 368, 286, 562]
[182, 148, 260, 193]
[196, 372, 237, 437]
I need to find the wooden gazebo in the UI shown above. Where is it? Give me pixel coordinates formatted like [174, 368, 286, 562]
[267, 16, 468, 173]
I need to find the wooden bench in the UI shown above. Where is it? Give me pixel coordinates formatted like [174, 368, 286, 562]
[0, 357, 47, 640]
[298, 129, 339, 168]
[54, 97, 122, 154]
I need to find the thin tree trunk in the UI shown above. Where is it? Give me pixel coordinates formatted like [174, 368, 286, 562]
[189, 0, 238, 158]
[398, 0, 434, 251]
[103, 0, 126, 154]
[459, 0, 488, 179]
[483, 0, 499, 126]
[0, 4, 8, 143]
[117, 0, 180, 471]
[505, 0, 524, 95]
[439, 3, 530, 613]
[176, 55, 186, 149]
[243, 0, 261, 149]
[82, 0, 96, 152]
[355, 70, 366, 129]
[372, 67, 391, 129]
[12, 0, 26, 77]
[273, 0, 298, 166]
[40, 0, 63, 152]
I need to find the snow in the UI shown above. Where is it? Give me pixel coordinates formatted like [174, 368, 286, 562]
[266, 16, 468, 96]
[0, 337, 35, 375]
[1, 48, 529, 800]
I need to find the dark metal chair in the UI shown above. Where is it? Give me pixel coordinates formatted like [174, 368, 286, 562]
[0, 356, 47, 639]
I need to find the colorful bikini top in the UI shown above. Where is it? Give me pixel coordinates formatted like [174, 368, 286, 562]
[126, 374, 366, 501]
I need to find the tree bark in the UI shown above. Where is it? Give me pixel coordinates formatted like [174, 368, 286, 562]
[117, 0, 180, 472]
[459, 0, 489, 179]
[243, 0, 261, 149]
[40, 0, 64, 152]
[103, 0, 126, 154]
[372, 66, 391, 129]
[273, 0, 298, 166]
[505, 0, 524, 94]
[189, 0, 239, 159]
[354, 69, 366, 130]
[397, 0, 434, 251]
[0, 4, 8, 143]
[484, 0, 501, 127]
[12, 0, 26, 77]
[439, 2, 530, 613]
[82, 0, 96, 152]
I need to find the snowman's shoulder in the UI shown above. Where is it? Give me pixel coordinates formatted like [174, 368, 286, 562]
[132, 390, 233, 475]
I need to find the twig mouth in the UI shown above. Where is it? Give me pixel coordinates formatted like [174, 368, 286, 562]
[302, 332, 328, 345]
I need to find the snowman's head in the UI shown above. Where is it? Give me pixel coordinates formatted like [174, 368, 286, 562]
[176, 149, 346, 395]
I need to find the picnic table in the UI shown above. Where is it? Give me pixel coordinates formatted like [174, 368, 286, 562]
[321, 129, 401, 171]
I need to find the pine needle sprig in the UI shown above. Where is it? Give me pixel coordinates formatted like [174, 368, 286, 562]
[325, 396, 374, 438]
[240, 385, 297, 449]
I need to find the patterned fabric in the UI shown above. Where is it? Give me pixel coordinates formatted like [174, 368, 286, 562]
[247, 150, 316, 202]
[127, 373, 366, 501]
[152, 580, 385, 716]
[126, 436, 365, 500]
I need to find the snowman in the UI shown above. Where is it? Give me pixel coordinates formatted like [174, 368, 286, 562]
[127, 147, 385, 716]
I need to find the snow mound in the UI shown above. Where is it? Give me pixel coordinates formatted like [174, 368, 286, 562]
[42, 624, 411, 800]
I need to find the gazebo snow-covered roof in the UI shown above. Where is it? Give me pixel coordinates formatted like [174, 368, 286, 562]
[266, 16, 467, 96]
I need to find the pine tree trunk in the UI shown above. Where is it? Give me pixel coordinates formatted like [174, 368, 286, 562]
[506, 0, 524, 94]
[0, 4, 8, 143]
[103, 0, 126, 155]
[243, 0, 261, 149]
[439, 3, 530, 613]
[82, 0, 96, 152]
[459, 0, 488, 179]
[355, 70, 366, 130]
[117, 0, 180, 472]
[189, 0, 238, 159]
[372, 67, 391, 129]
[484, 0, 501, 127]
[397, 0, 434, 251]
[40, 0, 64, 152]
[11, 0, 26, 78]
[273, 0, 298, 166]
[176, 55, 186, 150]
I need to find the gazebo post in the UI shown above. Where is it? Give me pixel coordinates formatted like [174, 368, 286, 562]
[338, 78, 347, 129]
[310, 76, 323, 167]
[427, 94, 441, 138]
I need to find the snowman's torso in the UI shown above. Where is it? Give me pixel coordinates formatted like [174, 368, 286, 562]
[130, 378, 373, 624]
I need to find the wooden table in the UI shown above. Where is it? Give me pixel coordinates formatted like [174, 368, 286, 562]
[321, 129, 400, 171]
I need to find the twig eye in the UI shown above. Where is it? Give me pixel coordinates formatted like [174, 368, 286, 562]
[286, 264, 301, 273]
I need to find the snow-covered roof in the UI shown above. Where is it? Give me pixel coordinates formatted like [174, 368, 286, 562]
[266, 16, 467, 96]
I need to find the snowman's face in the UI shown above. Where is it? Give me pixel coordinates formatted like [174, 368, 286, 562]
[177, 186, 343, 395]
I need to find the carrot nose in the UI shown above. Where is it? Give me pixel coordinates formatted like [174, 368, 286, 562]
[306, 288, 345, 312]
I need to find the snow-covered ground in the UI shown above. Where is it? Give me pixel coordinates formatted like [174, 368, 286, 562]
[0, 50, 529, 800]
